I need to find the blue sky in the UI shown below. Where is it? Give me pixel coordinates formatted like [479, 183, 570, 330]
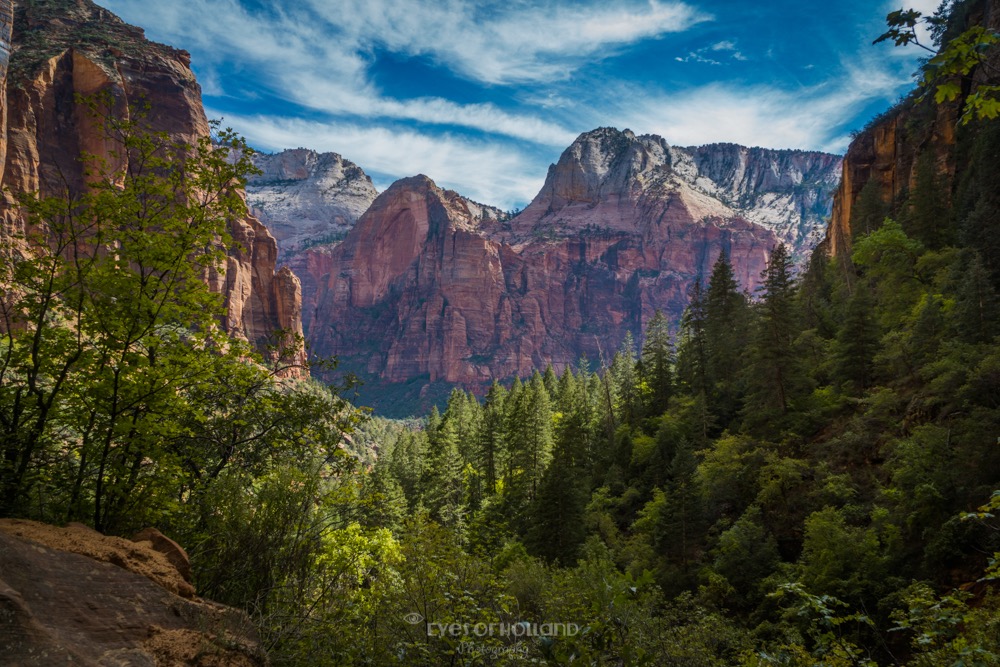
[99, 0, 938, 209]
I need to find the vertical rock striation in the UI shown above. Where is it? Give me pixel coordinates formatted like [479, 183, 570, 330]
[0, 0, 303, 360]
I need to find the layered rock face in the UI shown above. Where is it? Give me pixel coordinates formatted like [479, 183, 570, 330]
[247, 148, 377, 330]
[308, 128, 841, 396]
[681, 143, 842, 258]
[0, 0, 302, 358]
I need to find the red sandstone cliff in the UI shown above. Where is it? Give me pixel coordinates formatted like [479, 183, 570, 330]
[0, 0, 303, 359]
[308, 128, 839, 396]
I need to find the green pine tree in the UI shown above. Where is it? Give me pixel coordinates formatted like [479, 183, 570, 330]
[742, 244, 806, 428]
[641, 310, 675, 417]
[705, 250, 750, 427]
[834, 281, 880, 395]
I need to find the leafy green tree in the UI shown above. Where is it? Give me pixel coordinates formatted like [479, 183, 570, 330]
[875, 5, 1000, 123]
[797, 507, 886, 605]
[0, 102, 261, 529]
[705, 505, 780, 610]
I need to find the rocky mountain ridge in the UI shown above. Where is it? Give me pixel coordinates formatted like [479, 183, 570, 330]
[302, 129, 841, 411]
[247, 148, 378, 259]
[500, 128, 840, 259]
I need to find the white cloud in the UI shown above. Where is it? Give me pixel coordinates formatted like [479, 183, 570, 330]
[617, 52, 912, 153]
[676, 38, 746, 65]
[100, 0, 586, 145]
[676, 52, 722, 65]
[98, 0, 928, 205]
[218, 112, 548, 209]
[304, 0, 711, 84]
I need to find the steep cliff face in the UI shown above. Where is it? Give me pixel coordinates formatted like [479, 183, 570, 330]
[826, 0, 997, 256]
[825, 102, 959, 257]
[247, 148, 377, 331]
[0, 0, 13, 185]
[308, 129, 841, 401]
[0, 0, 303, 358]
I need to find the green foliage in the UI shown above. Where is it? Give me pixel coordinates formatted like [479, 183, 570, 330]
[834, 282, 879, 395]
[0, 96, 303, 530]
[743, 244, 807, 430]
[875, 5, 1000, 124]
[891, 583, 1000, 667]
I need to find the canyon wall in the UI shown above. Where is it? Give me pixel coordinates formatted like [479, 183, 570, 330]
[0, 0, 303, 358]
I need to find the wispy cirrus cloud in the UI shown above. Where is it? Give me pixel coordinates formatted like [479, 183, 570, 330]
[219, 112, 551, 208]
[303, 0, 712, 84]
[676, 39, 747, 65]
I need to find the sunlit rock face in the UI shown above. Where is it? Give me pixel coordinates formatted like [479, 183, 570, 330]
[0, 0, 304, 362]
[304, 128, 841, 392]
[824, 1, 1000, 258]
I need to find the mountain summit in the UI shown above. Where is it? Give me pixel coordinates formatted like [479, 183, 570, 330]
[507, 128, 840, 259]
[294, 128, 841, 411]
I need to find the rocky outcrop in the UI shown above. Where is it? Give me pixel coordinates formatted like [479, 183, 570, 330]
[247, 148, 378, 260]
[682, 143, 842, 257]
[308, 129, 841, 401]
[0, 519, 264, 666]
[247, 148, 377, 331]
[0, 0, 303, 361]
